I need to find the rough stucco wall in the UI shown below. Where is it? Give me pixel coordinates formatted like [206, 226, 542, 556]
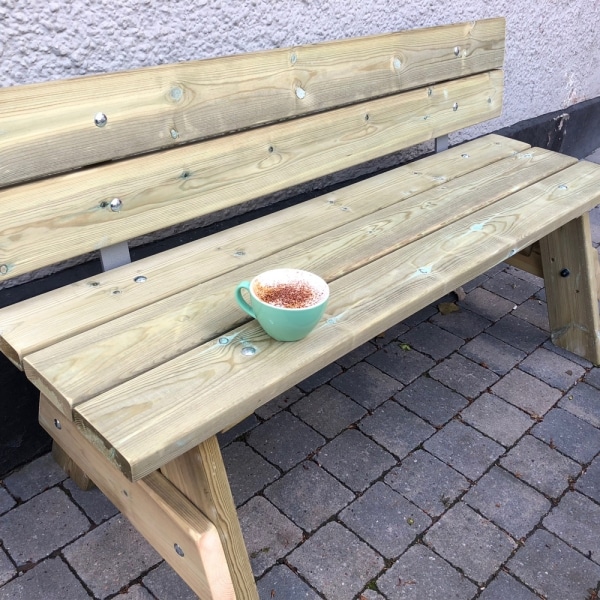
[2, 0, 599, 138]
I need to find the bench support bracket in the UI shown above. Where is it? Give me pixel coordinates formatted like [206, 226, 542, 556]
[540, 213, 600, 365]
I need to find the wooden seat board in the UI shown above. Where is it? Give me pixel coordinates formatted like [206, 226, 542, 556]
[0, 71, 502, 280]
[72, 159, 600, 480]
[0, 18, 504, 187]
[23, 146, 576, 416]
[1, 134, 526, 368]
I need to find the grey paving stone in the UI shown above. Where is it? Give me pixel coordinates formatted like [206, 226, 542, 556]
[336, 341, 377, 369]
[359, 400, 435, 460]
[257, 564, 321, 600]
[238, 496, 303, 576]
[221, 442, 279, 507]
[463, 466, 551, 539]
[330, 362, 403, 410]
[246, 411, 325, 471]
[519, 347, 585, 392]
[63, 514, 161, 599]
[487, 314, 548, 353]
[143, 562, 197, 600]
[290, 384, 367, 439]
[370, 322, 410, 346]
[430, 307, 491, 340]
[532, 408, 600, 464]
[264, 460, 353, 532]
[254, 386, 304, 420]
[218, 413, 260, 446]
[483, 270, 542, 304]
[0, 487, 15, 515]
[584, 366, 600, 390]
[560, 381, 600, 427]
[462, 272, 490, 293]
[0, 557, 89, 600]
[460, 287, 515, 322]
[542, 339, 594, 369]
[394, 376, 468, 427]
[460, 393, 534, 447]
[340, 482, 430, 559]
[505, 265, 544, 287]
[63, 478, 118, 525]
[400, 304, 438, 327]
[317, 428, 396, 492]
[287, 522, 384, 600]
[0, 488, 89, 565]
[115, 584, 155, 599]
[479, 571, 539, 600]
[377, 543, 477, 600]
[511, 298, 549, 331]
[500, 435, 581, 499]
[358, 590, 385, 600]
[491, 368, 562, 417]
[429, 353, 499, 399]
[385, 449, 469, 517]
[399, 322, 463, 360]
[576, 454, 600, 502]
[424, 502, 516, 585]
[366, 344, 435, 385]
[3, 453, 67, 502]
[0, 548, 15, 586]
[507, 529, 600, 600]
[298, 363, 343, 393]
[459, 332, 526, 376]
[543, 491, 600, 564]
[423, 420, 505, 480]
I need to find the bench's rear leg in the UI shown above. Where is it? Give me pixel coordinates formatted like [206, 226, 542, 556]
[540, 213, 600, 365]
[161, 436, 258, 600]
[52, 440, 95, 490]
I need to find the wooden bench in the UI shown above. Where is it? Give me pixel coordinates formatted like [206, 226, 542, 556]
[2, 17, 600, 598]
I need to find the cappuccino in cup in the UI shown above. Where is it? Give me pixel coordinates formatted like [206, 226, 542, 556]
[235, 269, 329, 341]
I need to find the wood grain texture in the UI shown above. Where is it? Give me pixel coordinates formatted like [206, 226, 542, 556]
[161, 438, 259, 600]
[23, 145, 575, 416]
[0, 71, 503, 280]
[39, 396, 236, 599]
[0, 18, 504, 187]
[540, 214, 600, 364]
[1, 134, 527, 369]
[72, 160, 600, 481]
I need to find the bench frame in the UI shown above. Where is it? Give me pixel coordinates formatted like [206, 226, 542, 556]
[2, 18, 600, 599]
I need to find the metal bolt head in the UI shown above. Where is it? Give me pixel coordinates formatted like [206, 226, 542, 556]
[54, 419, 62, 430]
[453, 102, 459, 111]
[110, 198, 122, 212]
[560, 268, 571, 278]
[241, 346, 257, 356]
[174, 543, 185, 557]
[134, 275, 147, 283]
[558, 184, 568, 190]
[0, 264, 8, 275]
[94, 112, 108, 127]
[454, 46, 461, 56]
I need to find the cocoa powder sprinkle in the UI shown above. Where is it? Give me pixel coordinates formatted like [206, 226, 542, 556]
[254, 280, 321, 308]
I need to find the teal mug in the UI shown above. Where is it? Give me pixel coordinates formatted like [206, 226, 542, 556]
[235, 268, 329, 341]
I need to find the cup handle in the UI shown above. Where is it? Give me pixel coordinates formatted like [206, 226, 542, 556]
[235, 281, 257, 319]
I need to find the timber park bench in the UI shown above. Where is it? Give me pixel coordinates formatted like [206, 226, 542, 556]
[2, 17, 600, 599]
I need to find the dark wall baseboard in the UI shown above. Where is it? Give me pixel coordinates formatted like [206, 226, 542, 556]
[1, 96, 599, 477]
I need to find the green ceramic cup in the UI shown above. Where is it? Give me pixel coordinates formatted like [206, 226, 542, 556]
[235, 269, 329, 341]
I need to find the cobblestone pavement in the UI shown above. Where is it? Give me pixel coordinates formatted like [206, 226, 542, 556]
[2, 149, 600, 599]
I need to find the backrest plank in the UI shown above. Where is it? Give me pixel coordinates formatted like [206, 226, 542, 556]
[0, 71, 503, 280]
[0, 18, 504, 187]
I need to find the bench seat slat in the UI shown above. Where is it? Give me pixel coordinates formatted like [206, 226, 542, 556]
[22, 145, 576, 417]
[66, 161, 600, 481]
[0, 71, 502, 281]
[0, 18, 504, 187]
[1, 134, 526, 368]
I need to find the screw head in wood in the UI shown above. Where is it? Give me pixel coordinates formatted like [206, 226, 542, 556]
[174, 543, 185, 557]
[560, 268, 570, 277]
[0, 264, 8, 275]
[453, 102, 459, 111]
[94, 112, 108, 127]
[110, 198, 122, 212]
[454, 46, 461, 56]
[54, 419, 62, 430]
[241, 346, 257, 356]
[134, 275, 147, 283]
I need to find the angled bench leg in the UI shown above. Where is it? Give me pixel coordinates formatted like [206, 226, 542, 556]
[39, 396, 236, 599]
[161, 437, 259, 600]
[52, 440, 95, 490]
[540, 213, 600, 365]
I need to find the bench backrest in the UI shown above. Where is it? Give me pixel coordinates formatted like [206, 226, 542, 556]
[0, 17, 504, 282]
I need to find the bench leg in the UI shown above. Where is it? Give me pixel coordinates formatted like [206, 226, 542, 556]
[161, 437, 259, 600]
[540, 213, 600, 365]
[39, 396, 237, 599]
[52, 440, 95, 490]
